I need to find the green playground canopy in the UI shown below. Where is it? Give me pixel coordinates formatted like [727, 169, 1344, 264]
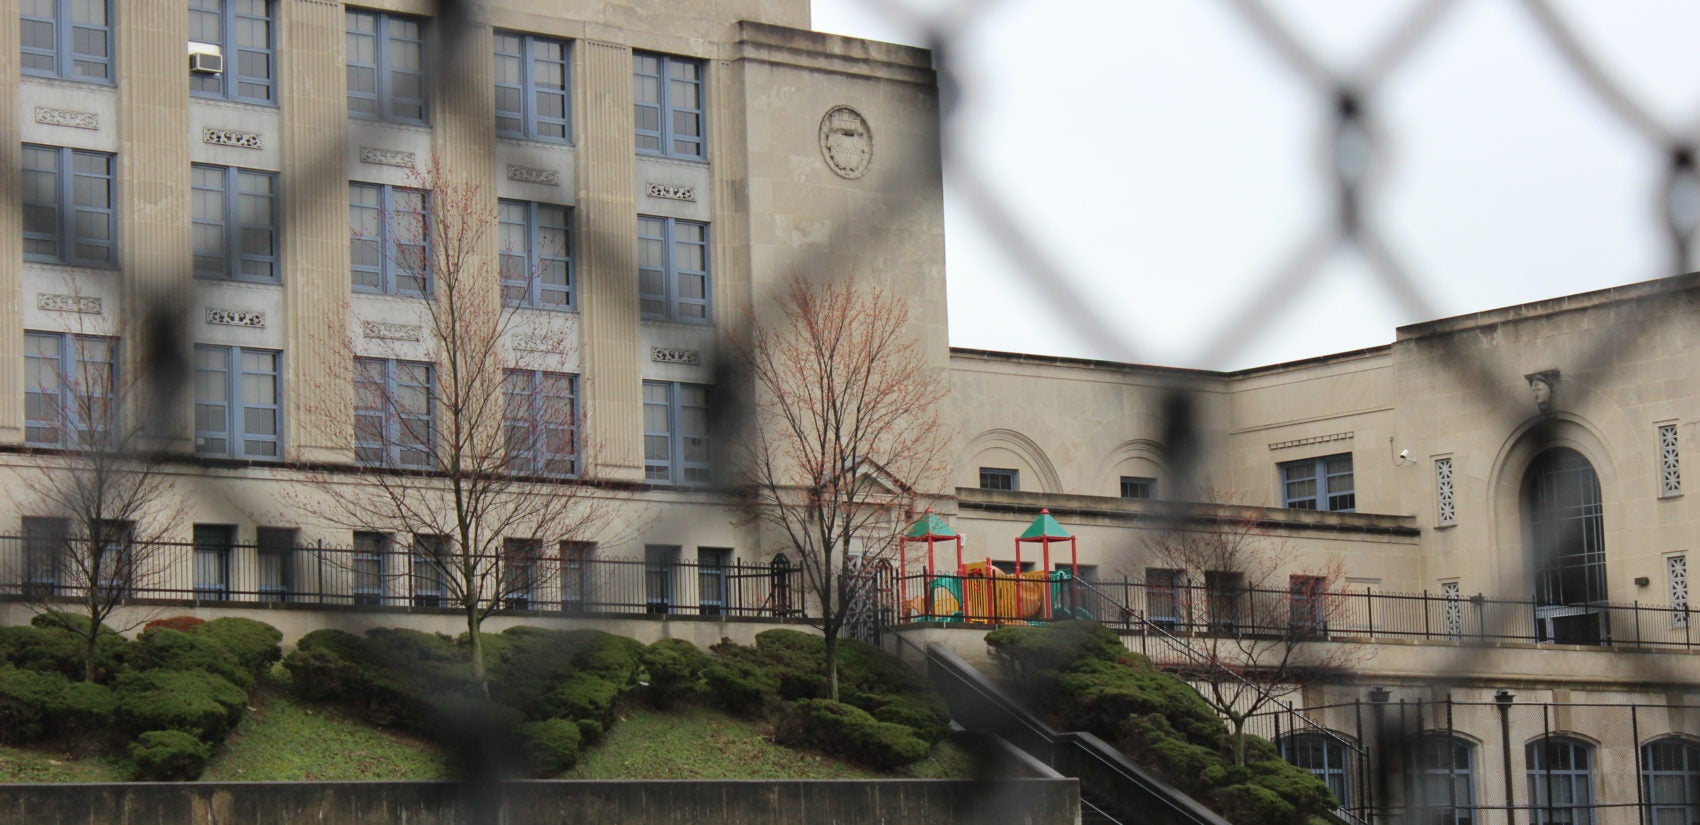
[1017, 508, 1072, 541]
[904, 511, 958, 540]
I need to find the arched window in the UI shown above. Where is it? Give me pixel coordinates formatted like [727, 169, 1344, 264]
[1642, 737, 1700, 825]
[1527, 736, 1595, 825]
[1524, 448, 1608, 643]
[1280, 732, 1352, 808]
[1407, 735, 1476, 825]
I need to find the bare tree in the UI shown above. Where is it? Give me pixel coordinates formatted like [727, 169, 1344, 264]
[733, 275, 949, 700]
[1137, 492, 1366, 765]
[296, 159, 613, 689]
[10, 304, 187, 681]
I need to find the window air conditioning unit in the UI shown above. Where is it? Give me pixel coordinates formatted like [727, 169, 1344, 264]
[189, 51, 224, 75]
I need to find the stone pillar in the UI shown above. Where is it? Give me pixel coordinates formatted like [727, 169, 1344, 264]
[576, 40, 642, 481]
[0, 2, 22, 443]
[117, 1, 193, 450]
[279, 0, 353, 462]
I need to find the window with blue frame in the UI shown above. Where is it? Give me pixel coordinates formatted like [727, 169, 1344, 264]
[503, 538, 540, 609]
[502, 369, 578, 476]
[1281, 453, 1355, 512]
[1280, 733, 1353, 809]
[643, 381, 711, 484]
[637, 216, 710, 323]
[345, 9, 427, 123]
[494, 31, 569, 142]
[21, 0, 112, 83]
[352, 531, 389, 605]
[192, 524, 235, 601]
[194, 345, 281, 460]
[1527, 736, 1595, 825]
[1120, 476, 1157, 500]
[1407, 735, 1476, 825]
[193, 165, 278, 282]
[354, 357, 434, 468]
[633, 52, 704, 159]
[697, 547, 730, 616]
[23, 145, 115, 268]
[1641, 738, 1700, 825]
[498, 200, 572, 309]
[189, 0, 274, 104]
[410, 533, 448, 607]
[979, 468, 1018, 491]
[24, 331, 115, 449]
[350, 182, 429, 295]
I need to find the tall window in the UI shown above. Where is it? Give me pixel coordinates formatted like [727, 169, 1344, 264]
[192, 165, 277, 282]
[1642, 738, 1700, 825]
[24, 331, 115, 448]
[979, 468, 1018, 491]
[502, 369, 577, 476]
[643, 381, 711, 484]
[194, 345, 281, 460]
[502, 538, 539, 609]
[633, 52, 704, 159]
[346, 9, 426, 123]
[350, 183, 429, 295]
[21, 0, 112, 82]
[23, 145, 115, 267]
[1280, 733, 1351, 808]
[352, 531, 389, 605]
[354, 358, 434, 468]
[1281, 454, 1355, 512]
[645, 544, 677, 614]
[1407, 735, 1476, 825]
[637, 216, 710, 323]
[498, 200, 572, 309]
[192, 524, 235, 601]
[1527, 736, 1595, 825]
[410, 534, 447, 607]
[1289, 574, 1328, 637]
[255, 527, 296, 603]
[1525, 448, 1608, 645]
[560, 541, 593, 611]
[1145, 568, 1184, 631]
[189, 0, 274, 103]
[698, 547, 730, 617]
[494, 32, 568, 142]
[1205, 570, 1245, 633]
[1120, 476, 1157, 500]
[21, 517, 68, 598]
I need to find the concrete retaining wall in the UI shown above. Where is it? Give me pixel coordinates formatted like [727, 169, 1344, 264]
[0, 779, 1079, 825]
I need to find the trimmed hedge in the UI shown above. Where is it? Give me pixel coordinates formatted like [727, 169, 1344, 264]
[779, 699, 930, 770]
[521, 718, 583, 774]
[640, 639, 708, 708]
[191, 618, 282, 677]
[130, 729, 211, 781]
[142, 616, 206, 634]
[115, 668, 246, 742]
[133, 628, 251, 690]
[702, 656, 777, 715]
[0, 666, 71, 743]
[0, 621, 128, 682]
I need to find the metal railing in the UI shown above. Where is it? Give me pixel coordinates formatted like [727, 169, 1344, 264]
[893, 573, 1698, 650]
[0, 536, 810, 620]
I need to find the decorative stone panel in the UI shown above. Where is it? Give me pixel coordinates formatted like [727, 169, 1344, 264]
[1435, 457, 1455, 525]
[202, 127, 263, 149]
[36, 293, 102, 314]
[360, 147, 416, 168]
[650, 347, 701, 365]
[645, 183, 696, 201]
[508, 165, 560, 186]
[1268, 432, 1353, 451]
[1441, 581, 1462, 637]
[206, 308, 266, 328]
[1659, 423, 1681, 497]
[1671, 555, 1688, 628]
[361, 320, 422, 341]
[34, 106, 99, 130]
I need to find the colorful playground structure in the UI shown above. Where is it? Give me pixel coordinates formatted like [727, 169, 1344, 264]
[898, 509, 1093, 624]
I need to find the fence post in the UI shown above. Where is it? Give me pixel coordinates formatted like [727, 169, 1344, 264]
[1365, 587, 1375, 640]
[1423, 589, 1431, 638]
[1633, 600, 1641, 646]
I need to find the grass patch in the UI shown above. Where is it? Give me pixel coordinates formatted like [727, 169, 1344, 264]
[0, 745, 128, 783]
[200, 668, 450, 781]
[569, 702, 973, 780]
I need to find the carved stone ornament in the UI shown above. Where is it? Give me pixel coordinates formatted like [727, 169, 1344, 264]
[206, 308, 266, 328]
[650, 347, 702, 365]
[818, 105, 872, 179]
[202, 127, 263, 150]
[1526, 370, 1560, 415]
[36, 293, 102, 314]
[507, 165, 561, 186]
[513, 333, 559, 353]
[359, 147, 417, 168]
[361, 320, 423, 341]
[645, 182, 696, 201]
[34, 106, 99, 130]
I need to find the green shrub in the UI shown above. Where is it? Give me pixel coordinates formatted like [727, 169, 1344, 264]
[574, 718, 604, 745]
[487, 628, 639, 722]
[190, 618, 282, 676]
[115, 669, 245, 741]
[520, 718, 583, 774]
[56, 680, 117, 737]
[142, 616, 206, 634]
[282, 630, 447, 729]
[1215, 782, 1297, 825]
[985, 621, 1128, 695]
[129, 729, 211, 781]
[702, 657, 776, 714]
[133, 628, 251, 690]
[640, 639, 708, 708]
[0, 666, 71, 743]
[781, 699, 930, 770]
[1, 621, 127, 682]
[868, 694, 949, 744]
[542, 673, 623, 726]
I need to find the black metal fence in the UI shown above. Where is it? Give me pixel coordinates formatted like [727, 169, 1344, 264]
[0, 536, 809, 620]
[893, 573, 1698, 650]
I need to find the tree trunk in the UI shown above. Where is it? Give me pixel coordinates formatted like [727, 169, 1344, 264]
[82, 624, 99, 683]
[824, 626, 840, 702]
[1230, 715, 1249, 766]
[466, 606, 488, 696]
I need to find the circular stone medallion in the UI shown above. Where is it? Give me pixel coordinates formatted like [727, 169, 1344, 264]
[819, 106, 873, 179]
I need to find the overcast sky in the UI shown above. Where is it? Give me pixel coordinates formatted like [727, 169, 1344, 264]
[808, 0, 1700, 370]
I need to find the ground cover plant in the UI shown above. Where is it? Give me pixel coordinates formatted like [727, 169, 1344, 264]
[985, 620, 1335, 825]
[0, 613, 282, 781]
